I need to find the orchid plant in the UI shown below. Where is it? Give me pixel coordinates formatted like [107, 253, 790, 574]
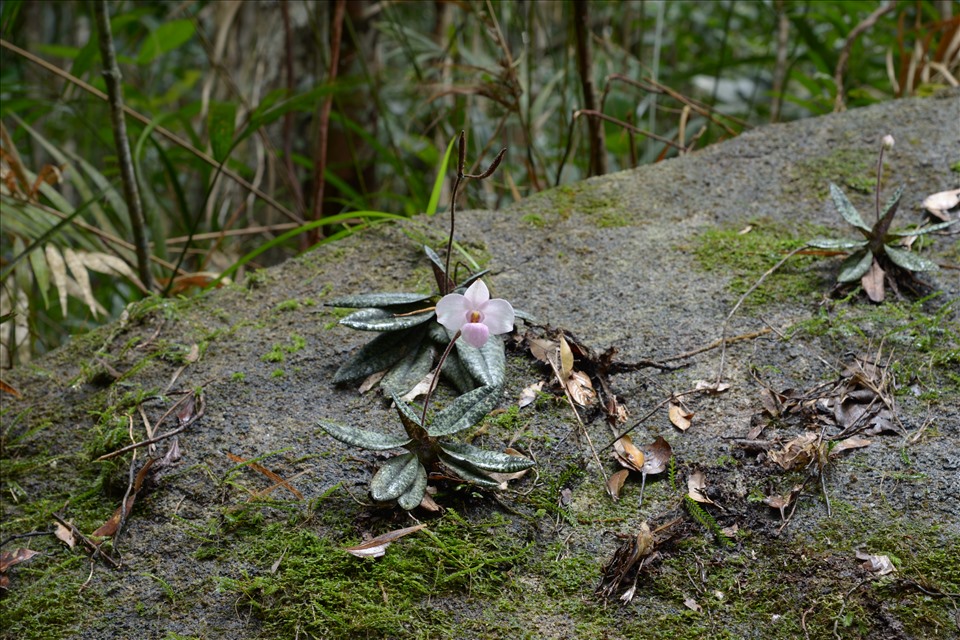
[808, 135, 956, 302]
[319, 132, 535, 509]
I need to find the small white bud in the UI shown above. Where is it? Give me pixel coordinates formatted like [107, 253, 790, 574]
[882, 134, 895, 149]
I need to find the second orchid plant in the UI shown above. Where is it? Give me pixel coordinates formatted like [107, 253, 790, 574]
[319, 133, 534, 509]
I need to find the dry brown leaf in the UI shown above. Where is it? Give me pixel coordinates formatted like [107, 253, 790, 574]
[641, 436, 672, 476]
[862, 258, 885, 303]
[558, 334, 574, 381]
[518, 381, 544, 408]
[768, 433, 819, 470]
[695, 379, 731, 393]
[720, 524, 739, 538]
[759, 388, 780, 418]
[63, 247, 98, 318]
[606, 469, 630, 502]
[0, 548, 40, 573]
[763, 484, 803, 519]
[686, 470, 716, 505]
[419, 491, 441, 512]
[527, 337, 556, 364]
[358, 370, 386, 394]
[54, 521, 76, 549]
[855, 551, 896, 576]
[44, 244, 68, 315]
[613, 435, 645, 471]
[344, 523, 426, 559]
[92, 458, 156, 538]
[401, 372, 435, 402]
[0, 378, 21, 398]
[830, 436, 872, 455]
[923, 188, 960, 221]
[487, 448, 533, 489]
[684, 597, 703, 613]
[669, 401, 693, 431]
[81, 252, 145, 291]
[565, 370, 596, 407]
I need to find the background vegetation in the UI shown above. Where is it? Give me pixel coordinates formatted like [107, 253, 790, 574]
[1, 0, 957, 366]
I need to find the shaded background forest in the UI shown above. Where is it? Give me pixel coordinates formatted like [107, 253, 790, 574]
[1, 0, 957, 366]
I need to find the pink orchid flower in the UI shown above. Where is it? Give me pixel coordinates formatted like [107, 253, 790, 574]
[435, 279, 515, 348]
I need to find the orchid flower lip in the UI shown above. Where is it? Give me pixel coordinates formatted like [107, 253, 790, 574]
[435, 279, 515, 348]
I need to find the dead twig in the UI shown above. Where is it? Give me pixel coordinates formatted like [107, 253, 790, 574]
[716, 246, 808, 387]
[97, 392, 205, 461]
[51, 513, 120, 569]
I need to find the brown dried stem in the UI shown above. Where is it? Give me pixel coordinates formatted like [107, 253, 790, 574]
[93, 0, 153, 292]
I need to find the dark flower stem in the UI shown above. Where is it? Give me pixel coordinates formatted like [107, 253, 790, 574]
[442, 131, 506, 294]
[419, 330, 460, 428]
[875, 142, 886, 223]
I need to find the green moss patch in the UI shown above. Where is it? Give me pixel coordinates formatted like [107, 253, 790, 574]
[692, 224, 827, 305]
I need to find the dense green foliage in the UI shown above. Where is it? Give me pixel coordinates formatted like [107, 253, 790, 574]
[1, 0, 956, 363]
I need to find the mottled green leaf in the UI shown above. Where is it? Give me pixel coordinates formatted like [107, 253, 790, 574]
[333, 327, 424, 383]
[807, 237, 867, 250]
[428, 384, 502, 437]
[340, 307, 435, 331]
[441, 351, 475, 394]
[884, 245, 939, 272]
[869, 186, 903, 244]
[325, 292, 433, 308]
[318, 420, 411, 451]
[437, 453, 500, 488]
[455, 269, 491, 290]
[830, 183, 871, 233]
[888, 220, 958, 237]
[370, 453, 421, 502]
[391, 392, 429, 442]
[456, 335, 506, 387]
[396, 464, 428, 510]
[439, 441, 534, 473]
[837, 249, 873, 283]
[382, 339, 438, 396]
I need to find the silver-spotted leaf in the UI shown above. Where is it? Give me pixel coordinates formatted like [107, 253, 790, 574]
[837, 249, 873, 283]
[437, 453, 501, 488]
[370, 453, 421, 502]
[382, 339, 438, 396]
[325, 292, 433, 308]
[339, 308, 435, 331]
[318, 420, 411, 451]
[884, 244, 939, 272]
[428, 384, 502, 437]
[830, 183, 871, 233]
[455, 334, 506, 387]
[333, 327, 424, 383]
[396, 463, 428, 510]
[888, 220, 957, 237]
[439, 441, 534, 473]
[807, 238, 867, 250]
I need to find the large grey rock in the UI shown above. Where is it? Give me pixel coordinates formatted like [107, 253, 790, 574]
[2, 90, 957, 639]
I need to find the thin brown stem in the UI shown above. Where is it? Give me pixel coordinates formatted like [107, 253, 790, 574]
[308, 0, 346, 246]
[93, 0, 153, 292]
[833, 1, 896, 112]
[573, 0, 607, 176]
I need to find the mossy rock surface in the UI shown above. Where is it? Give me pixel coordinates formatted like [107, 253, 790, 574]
[2, 91, 959, 640]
